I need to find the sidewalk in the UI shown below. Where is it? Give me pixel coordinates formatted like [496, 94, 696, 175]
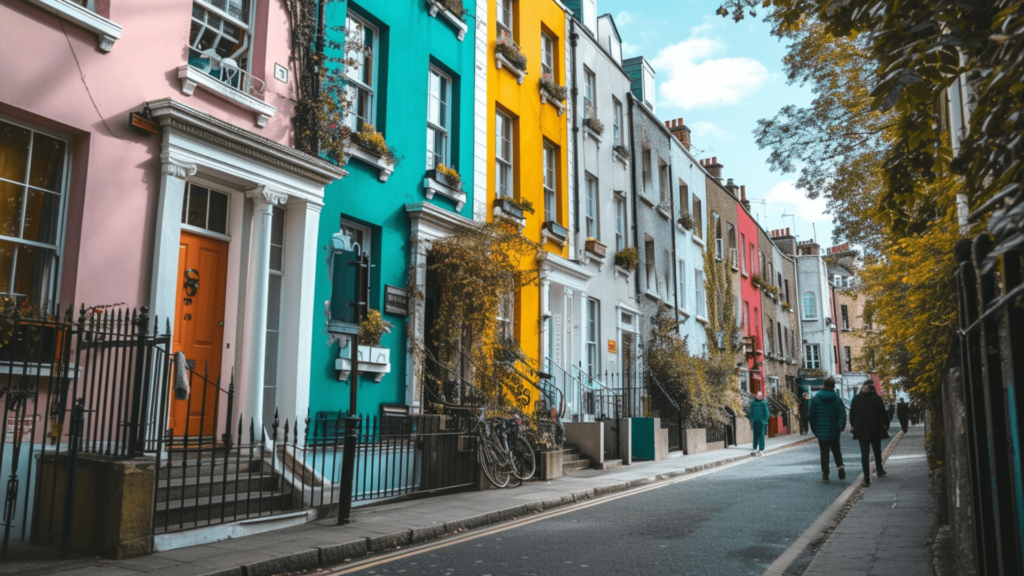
[2, 433, 811, 576]
[802, 426, 934, 576]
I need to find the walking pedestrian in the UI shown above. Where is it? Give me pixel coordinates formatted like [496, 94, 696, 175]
[896, 399, 910, 433]
[799, 392, 810, 435]
[886, 401, 896, 426]
[749, 392, 770, 456]
[850, 381, 889, 486]
[809, 377, 847, 483]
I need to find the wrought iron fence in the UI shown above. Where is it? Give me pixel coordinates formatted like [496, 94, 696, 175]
[954, 236, 1024, 575]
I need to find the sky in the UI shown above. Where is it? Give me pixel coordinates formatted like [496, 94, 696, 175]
[598, 0, 838, 246]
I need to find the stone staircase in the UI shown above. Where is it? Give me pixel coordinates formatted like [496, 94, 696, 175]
[154, 445, 300, 533]
[561, 444, 592, 473]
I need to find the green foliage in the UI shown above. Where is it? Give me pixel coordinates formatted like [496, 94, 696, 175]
[539, 74, 568, 102]
[350, 123, 398, 166]
[435, 0, 468, 18]
[358, 309, 393, 347]
[583, 117, 605, 136]
[436, 163, 463, 189]
[508, 197, 536, 215]
[495, 34, 527, 71]
[677, 211, 694, 231]
[613, 144, 630, 159]
[614, 247, 639, 272]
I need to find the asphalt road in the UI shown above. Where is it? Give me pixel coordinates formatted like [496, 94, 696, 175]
[334, 433, 891, 576]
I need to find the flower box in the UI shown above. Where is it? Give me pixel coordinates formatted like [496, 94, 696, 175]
[542, 220, 568, 244]
[424, 169, 467, 211]
[425, 0, 468, 41]
[540, 90, 566, 115]
[495, 53, 526, 85]
[585, 238, 607, 259]
[346, 145, 394, 182]
[336, 343, 391, 383]
[494, 197, 524, 219]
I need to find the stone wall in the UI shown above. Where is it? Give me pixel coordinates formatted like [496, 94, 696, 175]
[937, 367, 979, 576]
[682, 428, 707, 455]
[735, 417, 753, 446]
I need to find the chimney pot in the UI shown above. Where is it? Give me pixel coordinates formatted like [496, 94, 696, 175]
[712, 156, 718, 164]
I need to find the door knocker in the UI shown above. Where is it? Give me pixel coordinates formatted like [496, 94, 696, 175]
[184, 269, 200, 297]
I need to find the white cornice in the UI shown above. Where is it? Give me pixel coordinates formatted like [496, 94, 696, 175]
[146, 98, 347, 185]
[24, 0, 122, 52]
[405, 202, 476, 240]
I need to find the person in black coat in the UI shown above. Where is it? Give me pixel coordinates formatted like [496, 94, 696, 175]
[799, 392, 810, 435]
[850, 382, 889, 486]
[896, 399, 910, 433]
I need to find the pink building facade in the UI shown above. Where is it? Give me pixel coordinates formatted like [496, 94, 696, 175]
[1, 0, 345, 437]
[735, 191, 763, 395]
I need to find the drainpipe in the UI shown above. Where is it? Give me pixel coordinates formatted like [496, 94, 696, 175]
[570, 20, 581, 235]
[669, 163, 680, 331]
[627, 95, 640, 300]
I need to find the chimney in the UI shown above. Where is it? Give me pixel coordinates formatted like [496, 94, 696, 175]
[725, 178, 739, 198]
[706, 156, 724, 182]
[740, 185, 751, 211]
[666, 117, 692, 151]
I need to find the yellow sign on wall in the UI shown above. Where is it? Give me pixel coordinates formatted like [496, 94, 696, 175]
[608, 340, 617, 354]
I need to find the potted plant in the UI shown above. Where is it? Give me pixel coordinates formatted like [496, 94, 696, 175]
[613, 144, 630, 159]
[585, 237, 607, 258]
[583, 117, 605, 136]
[431, 163, 462, 190]
[336, 309, 394, 382]
[677, 210, 694, 231]
[614, 247, 639, 273]
[539, 73, 568, 102]
[350, 123, 398, 165]
[495, 33, 528, 73]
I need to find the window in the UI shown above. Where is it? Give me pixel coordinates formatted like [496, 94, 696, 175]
[662, 248, 672, 300]
[0, 119, 69, 308]
[344, 13, 378, 131]
[692, 196, 703, 238]
[678, 181, 688, 216]
[777, 322, 784, 356]
[496, 0, 514, 35]
[497, 291, 515, 340]
[613, 99, 623, 147]
[841, 304, 849, 330]
[587, 298, 600, 378]
[695, 270, 706, 318]
[677, 259, 686, 310]
[182, 183, 230, 234]
[743, 302, 750, 334]
[542, 32, 555, 78]
[802, 292, 817, 319]
[735, 296, 741, 328]
[188, 0, 255, 87]
[644, 238, 656, 293]
[642, 150, 652, 197]
[263, 205, 285, 426]
[728, 223, 737, 269]
[782, 326, 788, 357]
[614, 197, 625, 252]
[784, 279, 790, 303]
[495, 110, 514, 197]
[844, 346, 852, 371]
[658, 162, 669, 205]
[804, 344, 821, 369]
[740, 234, 747, 274]
[583, 68, 596, 115]
[426, 67, 451, 170]
[749, 243, 756, 275]
[584, 175, 598, 238]
[543, 143, 557, 221]
[330, 219, 371, 323]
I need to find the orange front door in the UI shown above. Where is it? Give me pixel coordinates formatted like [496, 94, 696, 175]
[171, 231, 228, 438]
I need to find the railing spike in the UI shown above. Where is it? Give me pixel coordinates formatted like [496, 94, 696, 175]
[284, 419, 290, 444]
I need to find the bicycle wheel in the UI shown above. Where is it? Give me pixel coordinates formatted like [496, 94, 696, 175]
[477, 437, 511, 488]
[511, 436, 536, 480]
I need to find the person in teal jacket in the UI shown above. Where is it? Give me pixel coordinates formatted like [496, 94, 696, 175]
[748, 392, 770, 456]
[809, 377, 847, 482]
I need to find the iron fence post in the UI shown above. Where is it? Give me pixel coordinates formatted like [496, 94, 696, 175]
[127, 307, 150, 458]
[60, 398, 84, 558]
[337, 416, 360, 525]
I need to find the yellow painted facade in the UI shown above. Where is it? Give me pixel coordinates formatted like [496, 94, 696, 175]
[487, 0, 569, 412]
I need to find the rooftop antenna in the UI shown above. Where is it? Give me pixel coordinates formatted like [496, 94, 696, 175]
[780, 211, 797, 236]
[747, 198, 768, 225]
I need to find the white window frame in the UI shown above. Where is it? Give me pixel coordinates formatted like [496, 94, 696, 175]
[583, 68, 596, 115]
[802, 291, 817, 320]
[542, 32, 556, 79]
[584, 175, 598, 239]
[0, 116, 72, 308]
[612, 98, 622, 147]
[587, 297, 600, 378]
[695, 270, 706, 319]
[189, 0, 256, 77]
[181, 182, 232, 238]
[642, 150, 653, 197]
[645, 239, 656, 294]
[614, 197, 625, 252]
[427, 66, 452, 170]
[496, 0, 514, 35]
[658, 162, 669, 205]
[344, 13, 379, 131]
[740, 233, 747, 275]
[263, 205, 286, 424]
[692, 196, 703, 239]
[543, 143, 557, 221]
[677, 258, 686, 310]
[495, 110, 514, 198]
[804, 344, 821, 369]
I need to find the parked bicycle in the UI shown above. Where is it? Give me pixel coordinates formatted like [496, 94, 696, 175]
[469, 410, 535, 488]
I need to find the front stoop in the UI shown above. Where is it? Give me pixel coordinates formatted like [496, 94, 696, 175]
[561, 445, 592, 473]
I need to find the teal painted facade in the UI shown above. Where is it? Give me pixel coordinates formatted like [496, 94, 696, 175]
[309, 0, 477, 418]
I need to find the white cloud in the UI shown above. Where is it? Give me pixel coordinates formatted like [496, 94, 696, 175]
[763, 181, 830, 223]
[615, 11, 634, 25]
[621, 41, 641, 57]
[650, 28, 769, 109]
[688, 120, 729, 139]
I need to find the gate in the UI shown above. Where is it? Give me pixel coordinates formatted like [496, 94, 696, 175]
[954, 236, 1024, 575]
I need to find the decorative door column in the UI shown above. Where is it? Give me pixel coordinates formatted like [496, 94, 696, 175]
[239, 185, 288, 439]
[149, 154, 197, 326]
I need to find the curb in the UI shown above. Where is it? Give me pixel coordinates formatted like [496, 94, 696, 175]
[761, 430, 906, 576]
[204, 436, 814, 576]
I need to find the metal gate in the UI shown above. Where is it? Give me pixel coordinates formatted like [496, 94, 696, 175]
[954, 236, 1024, 575]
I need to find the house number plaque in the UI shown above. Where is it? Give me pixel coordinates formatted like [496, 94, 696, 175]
[384, 285, 409, 316]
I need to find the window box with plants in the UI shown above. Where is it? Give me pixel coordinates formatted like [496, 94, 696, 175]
[426, 0, 469, 41]
[336, 310, 394, 382]
[542, 220, 568, 245]
[613, 247, 638, 278]
[495, 34, 527, 84]
[677, 210, 694, 232]
[346, 123, 396, 182]
[613, 145, 630, 167]
[585, 237, 607, 259]
[539, 74, 567, 116]
[424, 164, 466, 211]
[493, 196, 532, 226]
[781, 301, 792, 313]
[750, 273, 768, 291]
[656, 202, 672, 220]
[583, 117, 604, 143]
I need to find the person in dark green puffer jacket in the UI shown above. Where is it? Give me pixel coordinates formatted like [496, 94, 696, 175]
[748, 392, 770, 455]
[809, 377, 847, 482]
